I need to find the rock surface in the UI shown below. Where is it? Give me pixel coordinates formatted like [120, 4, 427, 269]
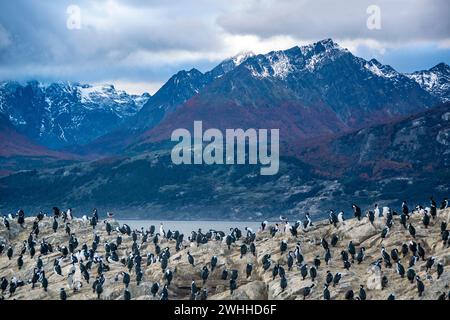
[0, 208, 449, 300]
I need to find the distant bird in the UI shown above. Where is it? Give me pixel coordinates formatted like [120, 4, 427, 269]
[329, 210, 338, 227]
[425, 257, 435, 272]
[221, 269, 228, 280]
[309, 266, 317, 281]
[313, 255, 321, 269]
[2, 217, 10, 230]
[160, 285, 169, 300]
[246, 264, 253, 278]
[440, 198, 448, 209]
[300, 264, 308, 280]
[408, 224, 416, 238]
[401, 243, 409, 257]
[60, 288, 67, 301]
[324, 249, 332, 265]
[321, 238, 329, 251]
[280, 275, 287, 292]
[280, 240, 287, 253]
[261, 220, 268, 231]
[229, 279, 237, 294]
[417, 243, 426, 261]
[437, 262, 444, 279]
[359, 285, 366, 300]
[416, 276, 425, 297]
[402, 201, 409, 216]
[187, 251, 194, 266]
[407, 268, 416, 283]
[7, 246, 13, 260]
[396, 262, 405, 278]
[422, 212, 430, 228]
[151, 282, 160, 297]
[332, 273, 342, 287]
[352, 204, 362, 221]
[345, 290, 354, 300]
[240, 244, 248, 258]
[374, 204, 381, 218]
[387, 293, 395, 300]
[399, 213, 407, 229]
[356, 247, 365, 264]
[348, 241, 356, 261]
[368, 211, 375, 225]
[337, 211, 345, 223]
[325, 271, 333, 285]
[331, 234, 339, 247]
[323, 284, 330, 300]
[381, 226, 389, 241]
[201, 266, 210, 284]
[124, 289, 131, 300]
[381, 276, 388, 290]
[300, 284, 314, 300]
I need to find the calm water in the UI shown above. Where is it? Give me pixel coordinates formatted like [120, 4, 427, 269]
[117, 220, 263, 235]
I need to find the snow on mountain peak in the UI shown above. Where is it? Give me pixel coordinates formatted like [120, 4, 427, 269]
[269, 52, 294, 79]
[232, 51, 255, 66]
[364, 59, 398, 79]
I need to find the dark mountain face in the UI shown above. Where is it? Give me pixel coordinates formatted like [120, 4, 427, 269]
[1, 104, 448, 219]
[52, 39, 448, 157]
[0, 81, 149, 149]
[299, 103, 450, 179]
[130, 53, 256, 131]
[134, 39, 440, 152]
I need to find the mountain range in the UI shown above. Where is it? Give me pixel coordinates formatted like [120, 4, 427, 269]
[0, 39, 449, 219]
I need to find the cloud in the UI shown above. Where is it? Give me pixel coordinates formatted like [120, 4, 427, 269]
[217, 0, 450, 44]
[0, 0, 448, 94]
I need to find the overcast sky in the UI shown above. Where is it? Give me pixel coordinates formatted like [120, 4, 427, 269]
[0, 0, 449, 94]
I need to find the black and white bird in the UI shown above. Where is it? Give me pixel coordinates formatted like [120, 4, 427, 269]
[402, 201, 409, 216]
[329, 210, 338, 227]
[352, 204, 362, 221]
[440, 198, 448, 209]
[323, 284, 330, 300]
[396, 262, 405, 278]
[437, 262, 444, 279]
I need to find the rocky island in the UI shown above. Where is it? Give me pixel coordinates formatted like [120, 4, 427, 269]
[1, 205, 449, 300]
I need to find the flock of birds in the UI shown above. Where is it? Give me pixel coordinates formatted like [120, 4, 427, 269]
[0, 197, 449, 300]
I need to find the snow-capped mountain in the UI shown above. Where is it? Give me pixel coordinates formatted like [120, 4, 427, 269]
[136, 38, 442, 149]
[406, 62, 450, 102]
[0, 81, 149, 148]
[132, 52, 255, 129]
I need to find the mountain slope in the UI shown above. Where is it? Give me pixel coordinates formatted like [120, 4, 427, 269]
[1, 104, 448, 218]
[406, 62, 450, 102]
[133, 39, 440, 151]
[0, 114, 81, 176]
[0, 81, 149, 149]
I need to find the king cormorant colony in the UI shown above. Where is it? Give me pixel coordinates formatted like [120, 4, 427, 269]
[0, 198, 449, 300]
